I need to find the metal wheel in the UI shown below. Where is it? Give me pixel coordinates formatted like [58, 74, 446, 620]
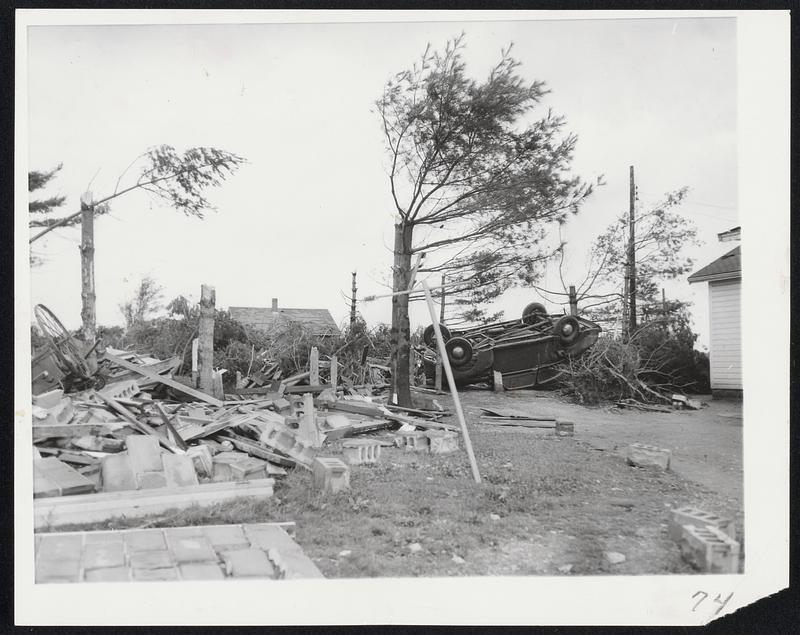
[522, 302, 548, 325]
[34, 304, 92, 379]
[445, 337, 473, 367]
[423, 323, 452, 348]
[552, 316, 581, 346]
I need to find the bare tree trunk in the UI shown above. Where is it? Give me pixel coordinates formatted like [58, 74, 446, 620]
[198, 284, 215, 395]
[390, 222, 413, 407]
[79, 192, 97, 371]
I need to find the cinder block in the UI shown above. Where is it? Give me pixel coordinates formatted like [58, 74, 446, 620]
[669, 506, 735, 541]
[101, 453, 137, 492]
[137, 470, 168, 490]
[213, 451, 268, 481]
[312, 457, 350, 494]
[395, 430, 430, 452]
[98, 379, 141, 400]
[161, 453, 199, 488]
[83, 541, 125, 570]
[259, 420, 317, 468]
[555, 420, 575, 437]
[680, 525, 740, 574]
[426, 431, 459, 454]
[222, 548, 276, 578]
[626, 442, 671, 470]
[341, 439, 382, 464]
[186, 445, 214, 477]
[126, 434, 164, 474]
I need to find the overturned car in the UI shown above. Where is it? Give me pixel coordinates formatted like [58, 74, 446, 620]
[420, 303, 601, 390]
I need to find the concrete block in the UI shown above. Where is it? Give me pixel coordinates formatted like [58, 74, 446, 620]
[259, 420, 317, 468]
[35, 456, 96, 496]
[341, 438, 382, 464]
[167, 535, 218, 564]
[203, 525, 250, 551]
[101, 453, 137, 492]
[312, 457, 350, 494]
[669, 506, 735, 541]
[555, 420, 575, 437]
[222, 548, 276, 578]
[426, 430, 459, 454]
[137, 470, 168, 490]
[243, 524, 325, 579]
[161, 453, 199, 488]
[680, 525, 740, 574]
[213, 451, 268, 481]
[124, 529, 167, 553]
[179, 562, 226, 580]
[129, 550, 175, 570]
[83, 541, 125, 570]
[626, 442, 671, 470]
[85, 566, 131, 582]
[126, 434, 164, 474]
[98, 379, 141, 400]
[395, 430, 430, 452]
[33, 389, 64, 409]
[186, 445, 214, 477]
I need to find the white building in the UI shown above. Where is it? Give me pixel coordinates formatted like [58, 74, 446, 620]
[688, 227, 742, 398]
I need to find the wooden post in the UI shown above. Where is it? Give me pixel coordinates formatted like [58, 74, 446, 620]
[300, 392, 321, 448]
[628, 165, 637, 334]
[439, 274, 446, 323]
[330, 355, 338, 390]
[421, 281, 481, 484]
[191, 338, 199, 387]
[568, 285, 578, 316]
[79, 191, 97, 369]
[434, 350, 443, 393]
[198, 284, 215, 395]
[350, 271, 358, 327]
[309, 346, 320, 385]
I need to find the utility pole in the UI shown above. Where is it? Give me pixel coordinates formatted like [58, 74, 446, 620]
[350, 271, 357, 327]
[628, 165, 637, 335]
[568, 285, 578, 316]
[79, 191, 97, 369]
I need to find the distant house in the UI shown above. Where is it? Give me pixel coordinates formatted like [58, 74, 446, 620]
[688, 226, 741, 398]
[229, 298, 339, 337]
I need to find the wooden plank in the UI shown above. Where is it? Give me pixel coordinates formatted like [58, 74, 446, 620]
[181, 412, 261, 441]
[33, 479, 275, 529]
[93, 391, 181, 454]
[220, 431, 297, 467]
[103, 352, 223, 407]
[478, 418, 556, 429]
[155, 403, 189, 451]
[383, 410, 459, 432]
[32, 423, 114, 441]
[282, 384, 328, 395]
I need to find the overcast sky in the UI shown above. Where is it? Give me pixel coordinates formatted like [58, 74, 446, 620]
[25, 16, 737, 348]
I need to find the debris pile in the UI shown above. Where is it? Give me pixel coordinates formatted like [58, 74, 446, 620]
[31, 344, 459, 511]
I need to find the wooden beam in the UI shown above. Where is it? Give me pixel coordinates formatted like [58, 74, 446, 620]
[33, 479, 275, 529]
[103, 352, 223, 407]
[421, 281, 481, 484]
[93, 391, 181, 454]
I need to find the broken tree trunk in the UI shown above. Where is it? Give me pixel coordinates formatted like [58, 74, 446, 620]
[390, 222, 414, 407]
[198, 284, 215, 395]
[79, 191, 97, 370]
[309, 346, 320, 385]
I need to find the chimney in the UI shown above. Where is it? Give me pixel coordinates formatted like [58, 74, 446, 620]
[271, 298, 278, 311]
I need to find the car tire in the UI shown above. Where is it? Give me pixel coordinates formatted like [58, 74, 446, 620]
[553, 316, 580, 346]
[445, 337, 473, 367]
[423, 323, 452, 348]
[522, 302, 548, 324]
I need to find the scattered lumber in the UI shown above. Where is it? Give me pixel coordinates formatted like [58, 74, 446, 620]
[103, 352, 223, 407]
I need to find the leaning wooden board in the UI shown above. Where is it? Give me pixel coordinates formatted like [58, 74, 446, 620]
[103, 352, 223, 407]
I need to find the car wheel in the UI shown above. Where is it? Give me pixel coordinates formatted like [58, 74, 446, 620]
[423, 323, 452, 348]
[553, 316, 580, 346]
[522, 302, 548, 324]
[445, 337, 473, 367]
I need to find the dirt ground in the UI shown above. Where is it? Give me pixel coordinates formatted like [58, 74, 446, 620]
[52, 389, 743, 578]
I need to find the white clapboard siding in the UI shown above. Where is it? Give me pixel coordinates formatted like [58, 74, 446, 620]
[708, 278, 742, 390]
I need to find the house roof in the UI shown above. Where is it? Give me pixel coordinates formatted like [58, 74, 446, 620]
[229, 306, 339, 336]
[717, 226, 741, 242]
[688, 245, 741, 283]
